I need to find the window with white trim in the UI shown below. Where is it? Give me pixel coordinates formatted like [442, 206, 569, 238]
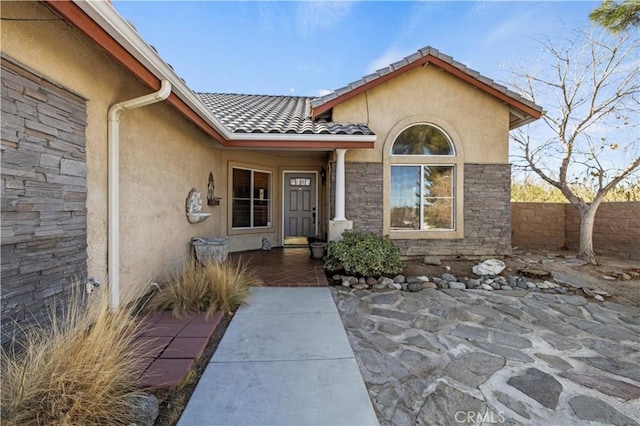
[232, 167, 271, 228]
[390, 124, 456, 231]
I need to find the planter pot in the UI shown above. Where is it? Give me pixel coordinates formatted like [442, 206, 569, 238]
[309, 242, 327, 260]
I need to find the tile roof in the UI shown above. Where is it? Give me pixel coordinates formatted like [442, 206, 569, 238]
[198, 93, 373, 136]
[310, 45, 542, 116]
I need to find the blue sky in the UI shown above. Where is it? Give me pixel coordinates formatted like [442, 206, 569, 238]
[112, 1, 599, 97]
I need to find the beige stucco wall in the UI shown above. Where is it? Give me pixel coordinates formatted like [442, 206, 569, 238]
[1, 2, 227, 300]
[2, 2, 331, 298]
[222, 151, 327, 252]
[332, 65, 511, 164]
[332, 65, 511, 239]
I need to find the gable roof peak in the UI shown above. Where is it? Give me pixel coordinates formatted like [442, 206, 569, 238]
[310, 44, 542, 129]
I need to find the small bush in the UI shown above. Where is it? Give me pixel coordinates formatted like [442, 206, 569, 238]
[324, 231, 404, 277]
[1, 287, 144, 425]
[148, 259, 262, 318]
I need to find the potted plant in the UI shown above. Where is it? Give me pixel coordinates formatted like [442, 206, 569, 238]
[308, 235, 327, 259]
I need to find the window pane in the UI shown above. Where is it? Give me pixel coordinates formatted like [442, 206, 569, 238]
[233, 168, 271, 228]
[233, 169, 251, 198]
[390, 166, 420, 229]
[232, 199, 251, 227]
[423, 166, 453, 198]
[392, 125, 453, 155]
[423, 198, 453, 229]
[254, 200, 269, 227]
[254, 172, 270, 200]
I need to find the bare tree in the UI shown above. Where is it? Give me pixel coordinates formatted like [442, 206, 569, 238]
[511, 28, 640, 264]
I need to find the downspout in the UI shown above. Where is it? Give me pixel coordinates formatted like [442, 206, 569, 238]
[107, 80, 171, 309]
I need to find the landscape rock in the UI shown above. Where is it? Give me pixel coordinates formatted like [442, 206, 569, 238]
[445, 352, 505, 387]
[366, 277, 378, 285]
[551, 271, 590, 289]
[472, 259, 506, 276]
[407, 283, 425, 292]
[441, 273, 457, 282]
[507, 368, 562, 409]
[393, 274, 405, 283]
[422, 256, 442, 265]
[417, 383, 486, 426]
[379, 277, 394, 287]
[449, 281, 467, 290]
[568, 396, 638, 425]
[127, 392, 159, 426]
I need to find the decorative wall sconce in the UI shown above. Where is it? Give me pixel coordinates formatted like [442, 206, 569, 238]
[186, 188, 211, 224]
[207, 172, 222, 206]
[320, 167, 327, 185]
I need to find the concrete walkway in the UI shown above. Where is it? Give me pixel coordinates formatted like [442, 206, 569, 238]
[178, 287, 378, 426]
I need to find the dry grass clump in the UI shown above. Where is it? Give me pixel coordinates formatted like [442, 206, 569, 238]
[1, 288, 145, 425]
[148, 259, 262, 318]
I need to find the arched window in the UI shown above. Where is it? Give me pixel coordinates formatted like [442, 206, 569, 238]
[391, 124, 455, 156]
[390, 124, 456, 231]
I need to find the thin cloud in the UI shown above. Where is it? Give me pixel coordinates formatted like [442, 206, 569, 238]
[481, 7, 539, 48]
[297, 2, 354, 35]
[366, 47, 406, 74]
[317, 89, 332, 97]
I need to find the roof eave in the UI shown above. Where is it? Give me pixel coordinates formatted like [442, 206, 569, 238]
[44, 0, 243, 145]
[225, 133, 376, 149]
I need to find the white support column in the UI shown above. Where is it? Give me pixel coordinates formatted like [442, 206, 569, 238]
[329, 148, 352, 241]
[334, 148, 347, 221]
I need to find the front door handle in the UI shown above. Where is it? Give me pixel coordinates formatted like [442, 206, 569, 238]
[312, 207, 316, 222]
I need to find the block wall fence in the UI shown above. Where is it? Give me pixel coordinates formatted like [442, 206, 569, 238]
[512, 202, 640, 261]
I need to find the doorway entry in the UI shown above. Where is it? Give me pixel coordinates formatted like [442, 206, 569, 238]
[283, 172, 317, 245]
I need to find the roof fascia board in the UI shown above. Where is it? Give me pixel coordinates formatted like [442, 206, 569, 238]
[426, 56, 542, 120]
[229, 133, 376, 142]
[311, 54, 542, 121]
[225, 140, 375, 149]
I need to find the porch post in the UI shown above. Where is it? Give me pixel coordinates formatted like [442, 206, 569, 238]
[329, 148, 352, 241]
[334, 148, 347, 221]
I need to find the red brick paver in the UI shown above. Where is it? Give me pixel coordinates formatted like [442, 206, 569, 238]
[232, 247, 328, 287]
[133, 311, 223, 389]
[133, 248, 325, 388]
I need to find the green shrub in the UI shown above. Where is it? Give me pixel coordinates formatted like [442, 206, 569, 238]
[324, 231, 404, 277]
[148, 259, 262, 318]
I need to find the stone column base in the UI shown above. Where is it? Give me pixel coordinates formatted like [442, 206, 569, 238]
[329, 220, 353, 242]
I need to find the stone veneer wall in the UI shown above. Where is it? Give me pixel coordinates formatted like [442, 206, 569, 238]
[332, 162, 511, 256]
[345, 163, 384, 234]
[394, 164, 512, 257]
[1, 57, 88, 345]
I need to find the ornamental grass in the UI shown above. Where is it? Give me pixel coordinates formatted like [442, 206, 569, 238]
[1, 286, 145, 425]
[148, 259, 262, 318]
